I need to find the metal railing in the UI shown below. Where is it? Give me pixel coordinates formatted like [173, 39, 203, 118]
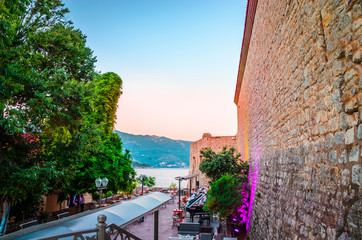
[38, 214, 141, 240]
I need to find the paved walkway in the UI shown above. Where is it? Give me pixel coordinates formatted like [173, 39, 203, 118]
[127, 197, 179, 240]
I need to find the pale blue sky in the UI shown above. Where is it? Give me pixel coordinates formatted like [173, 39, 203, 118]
[64, 0, 247, 141]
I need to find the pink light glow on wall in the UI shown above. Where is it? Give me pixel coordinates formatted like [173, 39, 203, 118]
[246, 117, 262, 231]
[236, 106, 262, 232]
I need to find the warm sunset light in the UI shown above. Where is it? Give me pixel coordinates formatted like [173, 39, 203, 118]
[63, 0, 247, 141]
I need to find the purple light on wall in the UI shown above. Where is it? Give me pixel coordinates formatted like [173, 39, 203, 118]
[246, 131, 261, 231]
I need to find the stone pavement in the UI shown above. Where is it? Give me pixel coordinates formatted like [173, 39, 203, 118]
[127, 194, 221, 240]
[127, 198, 179, 240]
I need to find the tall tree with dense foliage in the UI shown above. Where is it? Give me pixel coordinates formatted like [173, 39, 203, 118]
[0, 0, 135, 227]
[203, 174, 242, 219]
[199, 146, 250, 235]
[199, 147, 249, 184]
[0, 0, 96, 224]
[60, 72, 135, 202]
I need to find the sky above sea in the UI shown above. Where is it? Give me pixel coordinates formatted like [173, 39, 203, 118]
[63, 0, 247, 141]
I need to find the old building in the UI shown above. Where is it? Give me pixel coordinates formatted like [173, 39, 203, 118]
[235, 0, 361, 239]
[188, 133, 237, 189]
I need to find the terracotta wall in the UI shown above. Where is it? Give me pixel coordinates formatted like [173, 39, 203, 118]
[235, 0, 361, 239]
[42, 194, 67, 213]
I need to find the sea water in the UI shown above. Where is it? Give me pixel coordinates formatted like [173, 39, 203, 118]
[135, 168, 189, 188]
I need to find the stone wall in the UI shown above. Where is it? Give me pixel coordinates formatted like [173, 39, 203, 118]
[235, 0, 361, 239]
[188, 133, 237, 189]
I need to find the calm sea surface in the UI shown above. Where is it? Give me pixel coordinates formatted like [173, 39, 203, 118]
[135, 168, 189, 188]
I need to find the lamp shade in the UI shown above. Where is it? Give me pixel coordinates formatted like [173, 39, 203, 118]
[95, 177, 102, 188]
[102, 177, 109, 187]
[140, 174, 146, 182]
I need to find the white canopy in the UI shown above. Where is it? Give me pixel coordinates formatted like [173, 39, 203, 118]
[11, 192, 170, 240]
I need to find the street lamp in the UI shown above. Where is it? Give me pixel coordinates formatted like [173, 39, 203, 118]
[95, 177, 109, 208]
[140, 175, 146, 195]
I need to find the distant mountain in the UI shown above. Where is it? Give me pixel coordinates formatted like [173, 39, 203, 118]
[114, 131, 191, 168]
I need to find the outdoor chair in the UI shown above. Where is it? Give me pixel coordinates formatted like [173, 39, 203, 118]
[172, 214, 180, 228]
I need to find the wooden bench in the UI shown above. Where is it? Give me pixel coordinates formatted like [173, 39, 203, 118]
[178, 222, 200, 236]
[57, 212, 70, 219]
[20, 220, 38, 229]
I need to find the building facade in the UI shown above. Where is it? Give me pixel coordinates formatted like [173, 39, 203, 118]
[235, 0, 361, 239]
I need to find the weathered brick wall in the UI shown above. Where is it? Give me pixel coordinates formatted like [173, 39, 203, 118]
[235, 0, 361, 239]
[188, 133, 237, 189]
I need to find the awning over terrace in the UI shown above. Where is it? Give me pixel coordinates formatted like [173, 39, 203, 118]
[174, 173, 199, 209]
[174, 173, 199, 181]
[10, 192, 170, 240]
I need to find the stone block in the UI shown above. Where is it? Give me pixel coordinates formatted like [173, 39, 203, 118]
[339, 150, 347, 164]
[329, 150, 337, 162]
[345, 128, 354, 144]
[350, 18, 362, 32]
[358, 124, 362, 140]
[344, 98, 358, 113]
[352, 48, 361, 63]
[349, 145, 359, 162]
[318, 125, 327, 135]
[351, 165, 360, 186]
[346, 113, 358, 127]
[342, 92, 350, 102]
[341, 169, 350, 186]
[332, 60, 346, 76]
[344, 69, 357, 83]
[333, 77, 344, 88]
[340, 113, 349, 129]
[329, 117, 339, 131]
[326, 133, 334, 148]
[350, 86, 358, 97]
[334, 131, 345, 145]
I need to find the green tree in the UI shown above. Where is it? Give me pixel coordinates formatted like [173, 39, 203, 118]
[199, 147, 250, 221]
[203, 175, 242, 219]
[0, 0, 96, 223]
[0, 0, 135, 224]
[52, 72, 135, 206]
[124, 182, 137, 195]
[169, 182, 177, 189]
[199, 147, 249, 183]
[136, 176, 156, 188]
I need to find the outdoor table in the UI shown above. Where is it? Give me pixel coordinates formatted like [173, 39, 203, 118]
[173, 209, 183, 222]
